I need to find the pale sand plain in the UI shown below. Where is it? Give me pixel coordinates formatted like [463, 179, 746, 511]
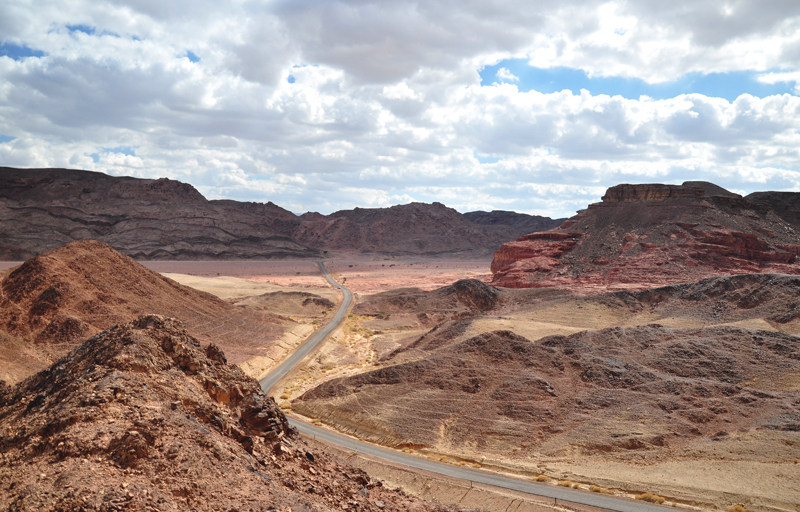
[152, 264, 343, 381]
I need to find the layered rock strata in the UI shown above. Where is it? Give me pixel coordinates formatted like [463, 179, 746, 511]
[491, 181, 800, 292]
[0, 167, 562, 259]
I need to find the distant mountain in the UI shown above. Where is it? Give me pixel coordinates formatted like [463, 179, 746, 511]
[463, 210, 565, 234]
[0, 167, 316, 260]
[0, 167, 562, 259]
[491, 181, 800, 292]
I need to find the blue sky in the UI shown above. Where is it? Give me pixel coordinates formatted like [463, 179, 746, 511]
[479, 60, 796, 102]
[1, 0, 800, 218]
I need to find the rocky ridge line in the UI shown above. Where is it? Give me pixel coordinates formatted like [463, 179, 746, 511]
[491, 181, 800, 292]
[0, 167, 562, 259]
[0, 315, 457, 512]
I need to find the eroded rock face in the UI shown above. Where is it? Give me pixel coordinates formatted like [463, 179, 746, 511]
[0, 315, 454, 512]
[294, 325, 800, 459]
[491, 181, 800, 293]
[0, 167, 562, 259]
[601, 183, 706, 203]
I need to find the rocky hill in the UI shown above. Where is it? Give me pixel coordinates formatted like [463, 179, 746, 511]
[0, 167, 561, 259]
[0, 315, 451, 512]
[296, 324, 800, 451]
[0, 240, 289, 385]
[295, 202, 563, 256]
[491, 181, 800, 292]
[0, 167, 314, 260]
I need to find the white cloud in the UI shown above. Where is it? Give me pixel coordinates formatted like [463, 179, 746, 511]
[496, 67, 519, 82]
[1, 0, 800, 219]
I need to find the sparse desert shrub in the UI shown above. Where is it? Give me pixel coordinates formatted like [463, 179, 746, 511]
[728, 506, 749, 512]
[557, 480, 574, 487]
[590, 485, 613, 494]
[534, 475, 551, 482]
[572, 483, 579, 489]
[636, 493, 666, 504]
[279, 393, 290, 399]
[279, 402, 292, 410]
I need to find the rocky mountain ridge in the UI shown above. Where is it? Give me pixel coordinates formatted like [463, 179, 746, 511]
[0, 315, 452, 511]
[0, 167, 562, 260]
[0, 240, 289, 385]
[491, 181, 800, 292]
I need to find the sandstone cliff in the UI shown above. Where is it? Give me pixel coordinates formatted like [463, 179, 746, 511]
[491, 181, 800, 292]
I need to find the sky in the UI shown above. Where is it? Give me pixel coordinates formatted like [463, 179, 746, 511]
[2, 1, 800, 218]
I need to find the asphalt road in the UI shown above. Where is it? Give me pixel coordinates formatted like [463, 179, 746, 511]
[291, 420, 672, 512]
[260, 265, 670, 512]
[259, 261, 353, 394]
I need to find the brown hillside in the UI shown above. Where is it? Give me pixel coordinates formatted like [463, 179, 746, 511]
[491, 182, 800, 293]
[1, 167, 562, 259]
[0, 241, 288, 384]
[296, 325, 800, 455]
[0, 167, 315, 260]
[0, 315, 451, 512]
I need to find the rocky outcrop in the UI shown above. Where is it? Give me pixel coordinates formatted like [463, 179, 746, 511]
[490, 233, 583, 275]
[0, 167, 561, 259]
[491, 181, 800, 293]
[295, 325, 800, 457]
[601, 183, 706, 203]
[0, 315, 450, 512]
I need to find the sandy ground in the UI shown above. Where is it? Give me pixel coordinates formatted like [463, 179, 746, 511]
[162, 273, 339, 303]
[324, 255, 492, 295]
[142, 257, 492, 296]
[4, 257, 492, 295]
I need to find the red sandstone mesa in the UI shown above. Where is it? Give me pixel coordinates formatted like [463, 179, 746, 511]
[491, 182, 800, 293]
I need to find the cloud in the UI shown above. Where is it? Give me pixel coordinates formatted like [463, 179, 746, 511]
[0, 0, 800, 219]
[496, 67, 519, 82]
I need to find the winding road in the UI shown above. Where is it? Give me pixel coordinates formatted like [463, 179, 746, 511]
[259, 263, 669, 512]
[259, 261, 352, 394]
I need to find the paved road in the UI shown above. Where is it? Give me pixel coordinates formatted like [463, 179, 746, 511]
[259, 261, 353, 394]
[291, 420, 670, 512]
[260, 266, 669, 512]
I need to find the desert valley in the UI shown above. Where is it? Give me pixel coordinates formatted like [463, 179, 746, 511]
[1, 168, 799, 512]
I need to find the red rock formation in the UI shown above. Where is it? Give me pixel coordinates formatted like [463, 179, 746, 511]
[491, 182, 800, 293]
[601, 183, 705, 202]
[0, 315, 455, 512]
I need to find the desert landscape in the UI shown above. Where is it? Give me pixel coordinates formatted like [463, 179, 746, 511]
[2, 173, 800, 512]
[6, 3, 800, 511]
